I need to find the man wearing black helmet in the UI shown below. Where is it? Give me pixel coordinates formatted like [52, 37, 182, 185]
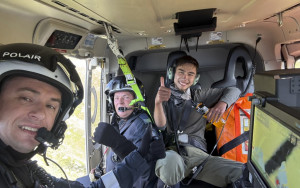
[0, 43, 165, 188]
[93, 75, 165, 188]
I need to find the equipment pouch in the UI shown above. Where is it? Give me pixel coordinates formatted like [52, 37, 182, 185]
[178, 132, 189, 144]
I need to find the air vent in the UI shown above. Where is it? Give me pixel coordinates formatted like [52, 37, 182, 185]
[53, 0, 67, 7]
[48, 0, 120, 33]
[67, 7, 79, 13]
[78, 12, 89, 18]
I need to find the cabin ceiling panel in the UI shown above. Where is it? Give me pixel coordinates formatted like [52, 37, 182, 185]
[72, 0, 300, 37]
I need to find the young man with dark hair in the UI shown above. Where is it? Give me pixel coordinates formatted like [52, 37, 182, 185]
[154, 55, 243, 187]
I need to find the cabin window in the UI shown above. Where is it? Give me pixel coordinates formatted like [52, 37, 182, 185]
[281, 61, 286, 69]
[295, 58, 300, 68]
[32, 57, 86, 180]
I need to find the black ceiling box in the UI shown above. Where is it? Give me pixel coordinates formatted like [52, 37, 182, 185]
[174, 8, 217, 37]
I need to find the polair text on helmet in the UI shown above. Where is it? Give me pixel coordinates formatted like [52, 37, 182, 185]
[2, 52, 41, 61]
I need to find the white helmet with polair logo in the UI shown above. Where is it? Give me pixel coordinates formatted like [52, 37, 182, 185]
[0, 43, 83, 150]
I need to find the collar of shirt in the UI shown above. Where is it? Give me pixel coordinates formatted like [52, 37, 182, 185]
[170, 84, 191, 106]
[181, 88, 191, 100]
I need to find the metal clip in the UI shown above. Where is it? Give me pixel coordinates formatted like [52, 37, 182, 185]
[177, 130, 189, 144]
[192, 166, 198, 174]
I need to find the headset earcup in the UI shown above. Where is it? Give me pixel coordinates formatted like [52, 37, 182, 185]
[193, 74, 200, 85]
[167, 67, 174, 80]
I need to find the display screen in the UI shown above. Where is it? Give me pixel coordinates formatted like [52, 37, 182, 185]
[45, 30, 82, 49]
[250, 107, 300, 187]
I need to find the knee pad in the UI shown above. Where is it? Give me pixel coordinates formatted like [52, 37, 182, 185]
[155, 150, 185, 185]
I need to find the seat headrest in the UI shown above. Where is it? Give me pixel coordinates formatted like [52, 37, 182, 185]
[211, 46, 253, 96]
[166, 51, 187, 69]
[165, 51, 187, 87]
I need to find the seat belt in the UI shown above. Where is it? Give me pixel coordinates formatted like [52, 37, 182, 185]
[177, 101, 193, 132]
[218, 131, 249, 156]
[167, 100, 192, 155]
[103, 23, 153, 123]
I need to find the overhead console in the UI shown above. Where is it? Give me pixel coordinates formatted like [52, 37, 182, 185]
[33, 18, 107, 58]
[173, 8, 217, 51]
[44, 30, 82, 50]
[174, 8, 217, 37]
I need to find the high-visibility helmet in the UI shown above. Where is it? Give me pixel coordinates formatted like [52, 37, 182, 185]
[0, 43, 83, 149]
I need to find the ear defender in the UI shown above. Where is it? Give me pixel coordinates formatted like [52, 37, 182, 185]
[193, 74, 200, 85]
[167, 67, 174, 80]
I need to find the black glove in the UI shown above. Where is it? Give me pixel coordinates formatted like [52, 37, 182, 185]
[147, 134, 166, 161]
[137, 125, 152, 157]
[93, 122, 136, 159]
[137, 125, 166, 161]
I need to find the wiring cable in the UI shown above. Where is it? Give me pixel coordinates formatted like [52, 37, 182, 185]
[181, 103, 235, 186]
